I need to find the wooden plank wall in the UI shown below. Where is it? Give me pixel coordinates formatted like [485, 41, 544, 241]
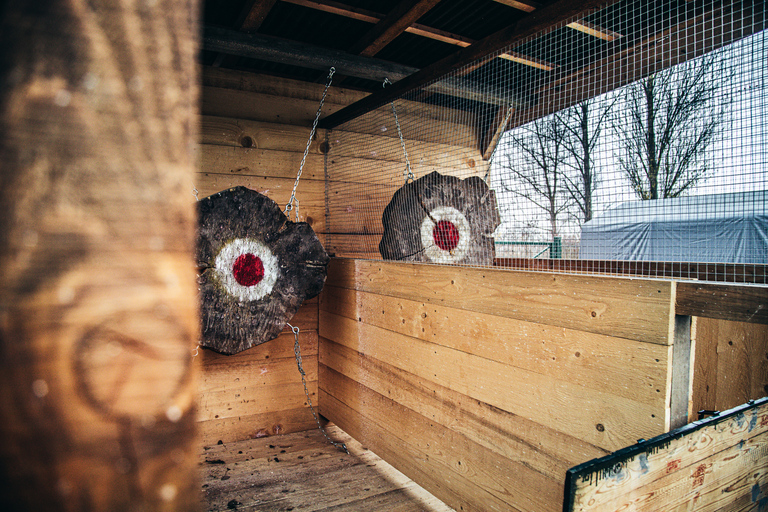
[195, 67, 344, 445]
[194, 66, 491, 445]
[319, 258, 681, 512]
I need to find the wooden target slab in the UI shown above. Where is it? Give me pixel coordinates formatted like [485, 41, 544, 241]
[197, 187, 329, 354]
[379, 171, 500, 265]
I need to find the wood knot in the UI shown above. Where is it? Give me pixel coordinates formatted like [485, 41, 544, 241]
[240, 135, 255, 148]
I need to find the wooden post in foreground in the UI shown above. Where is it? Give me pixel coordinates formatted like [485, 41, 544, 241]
[0, 1, 200, 510]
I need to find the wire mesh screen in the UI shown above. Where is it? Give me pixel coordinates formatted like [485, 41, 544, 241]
[324, 0, 768, 283]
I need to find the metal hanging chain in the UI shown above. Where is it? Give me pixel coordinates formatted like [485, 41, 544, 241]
[288, 323, 348, 454]
[383, 78, 414, 184]
[285, 67, 336, 220]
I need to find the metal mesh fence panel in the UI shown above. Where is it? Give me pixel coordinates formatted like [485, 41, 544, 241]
[325, 0, 767, 283]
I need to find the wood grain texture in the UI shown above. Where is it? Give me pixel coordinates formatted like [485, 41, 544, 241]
[320, 338, 609, 481]
[327, 258, 676, 345]
[198, 424, 453, 511]
[692, 318, 768, 415]
[565, 398, 768, 512]
[196, 300, 321, 444]
[676, 282, 768, 324]
[321, 285, 670, 407]
[319, 370, 529, 512]
[320, 310, 665, 451]
[0, 1, 200, 510]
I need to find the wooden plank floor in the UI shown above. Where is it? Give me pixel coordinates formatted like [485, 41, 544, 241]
[199, 424, 455, 511]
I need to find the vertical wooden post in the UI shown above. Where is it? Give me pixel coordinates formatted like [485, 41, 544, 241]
[670, 315, 694, 429]
[0, 1, 200, 510]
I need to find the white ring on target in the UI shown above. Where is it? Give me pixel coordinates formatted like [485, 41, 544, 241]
[420, 206, 471, 264]
[214, 238, 280, 302]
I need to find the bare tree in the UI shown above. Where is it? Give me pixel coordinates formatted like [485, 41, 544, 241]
[499, 115, 571, 238]
[614, 55, 728, 200]
[555, 96, 617, 223]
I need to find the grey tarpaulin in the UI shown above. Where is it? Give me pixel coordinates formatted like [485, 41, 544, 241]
[579, 190, 768, 263]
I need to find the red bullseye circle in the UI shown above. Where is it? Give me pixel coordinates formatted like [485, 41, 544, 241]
[233, 253, 265, 286]
[433, 220, 460, 251]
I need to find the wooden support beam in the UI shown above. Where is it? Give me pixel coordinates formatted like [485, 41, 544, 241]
[492, 0, 623, 42]
[283, 0, 557, 70]
[348, 0, 443, 57]
[203, 25, 419, 82]
[0, 1, 200, 510]
[491, 0, 539, 13]
[238, 0, 279, 32]
[202, 25, 520, 107]
[676, 282, 768, 324]
[670, 315, 694, 429]
[566, 20, 623, 41]
[481, 104, 514, 160]
[318, 0, 621, 129]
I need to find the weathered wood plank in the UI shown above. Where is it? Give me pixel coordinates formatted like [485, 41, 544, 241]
[325, 129, 486, 171]
[202, 86, 351, 126]
[320, 337, 609, 482]
[199, 425, 453, 512]
[323, 234, 382, 259]
[200, 116, 484, 171]
[197, 407, 319, 446]
[319, 368, 531, 512]
[202, 66, 370, 106]
[565, 398, 768, 512]
[200, 116, 325, 154]
[321, 285, 670, 407]
[327, 258, 676, 345]
[196, 144, 325, 180]
[320, 310, 666, 451]
[203, 86, 478, 147]
[194, 172, 325, 230]
[197, 334, 317, 419]
[676, 282, 768, 324]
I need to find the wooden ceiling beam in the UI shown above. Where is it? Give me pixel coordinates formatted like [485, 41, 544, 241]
[202, 25, 518, 106]
[238, 0, 280, 32]
[318, 0, 621, 129]
[566, 20, 623, 41]
[490, 0, 539, 13]
[283, 0, 556, 70]
[491, 0, 622, 42]
[282, 0, 380, 23]
[348, 0, 444, 57]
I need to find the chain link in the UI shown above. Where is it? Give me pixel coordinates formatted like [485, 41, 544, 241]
[383, 78, 414, 184]
[288, 323, 348, 454]
[285, 67, 336, 219]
